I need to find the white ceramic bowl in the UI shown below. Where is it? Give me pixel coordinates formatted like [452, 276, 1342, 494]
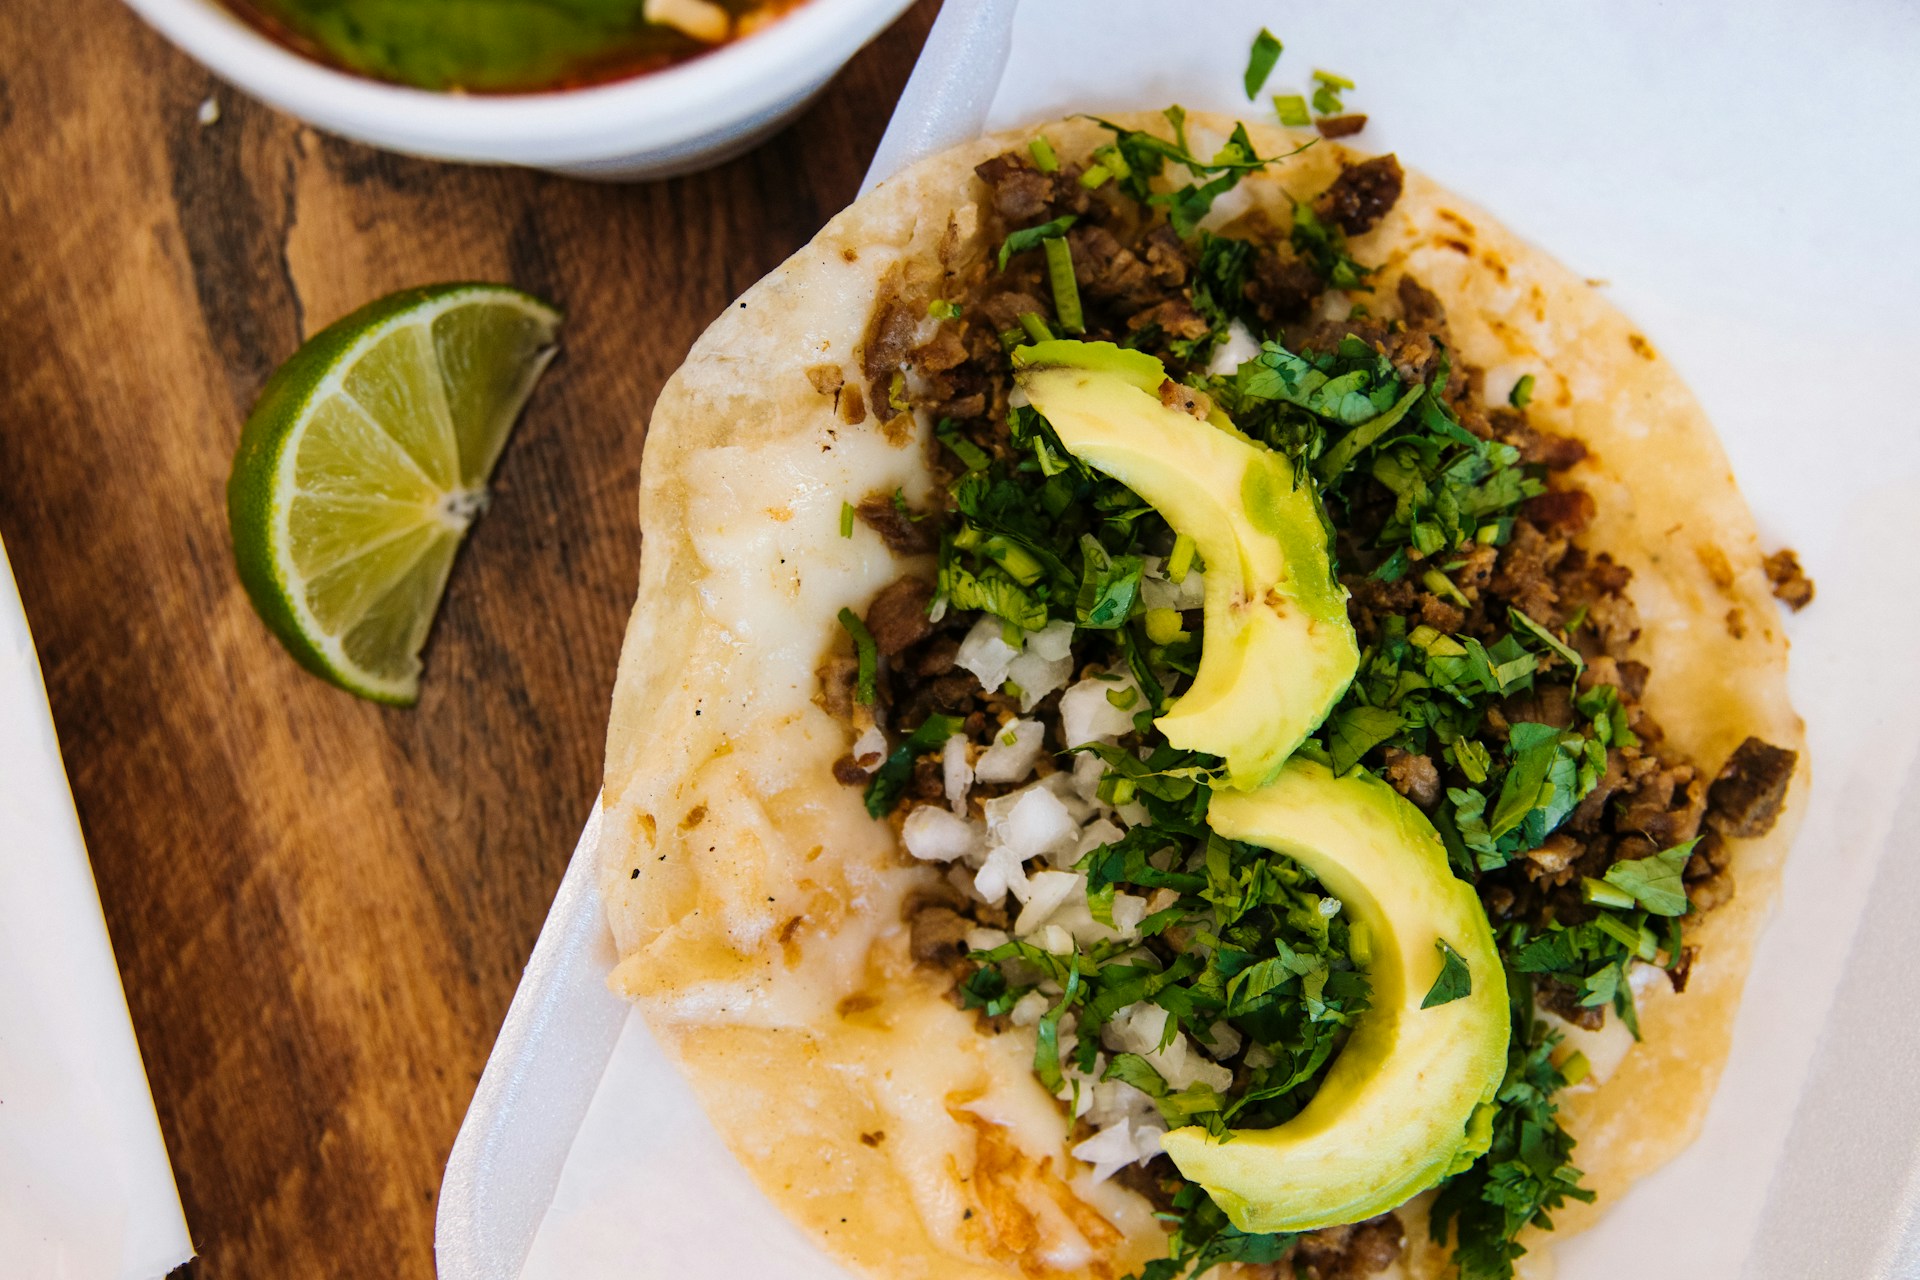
[121, 0, 917, 178]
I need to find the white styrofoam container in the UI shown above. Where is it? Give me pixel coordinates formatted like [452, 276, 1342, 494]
[437, 2, 1920, 1276]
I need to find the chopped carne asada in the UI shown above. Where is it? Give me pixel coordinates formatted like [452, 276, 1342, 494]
[1763, 548, 1815, 611]
[816, 110, 1798, 1280]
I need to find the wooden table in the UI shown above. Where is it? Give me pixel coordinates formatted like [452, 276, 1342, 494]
[0, 1, 939, 1274]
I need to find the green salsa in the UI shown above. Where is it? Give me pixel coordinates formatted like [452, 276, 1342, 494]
[229, 0, 802, 94]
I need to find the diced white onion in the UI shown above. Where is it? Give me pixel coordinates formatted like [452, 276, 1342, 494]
[1024, 619, 1076, 661]
[973, 844, 1028, 905]
[956, 615, 1019, 693]
[1009, 990, 1051, 1026]
[975, 718, 1046, 784]
[949, 865, 981, 902]
[1060, 672, 1140, 748]
[1071, 1121, 1139, 1182]
[1536, 1001, 1636, 1087]
[1041, 772, 1094, 824]
[851, 725, 887, 770]
[1102, 1003, 1231, 1092]
[1070, 749, 1107, 804]
[1009, 646, 1074, 711]
[1206, 320, 1261, 376]
[1087, 1079, 1157, 1129]
[1201, 1021, 1243, 1061]
[1015, 870, 1086, 936]
[965, 927, 1009, 953]
[901, 805, 985, 863]
[1196, 179, 1255, 233]
[1142, 556, 1209, 611]
[1035, 924, 1075, 955]
[1073, 818, 1125, 861]
[943, 733, 973, 814]
[987, 785, 1080, 863]
[1071, 1114, 1167, 1183]
[1110, 892, 1148, 937]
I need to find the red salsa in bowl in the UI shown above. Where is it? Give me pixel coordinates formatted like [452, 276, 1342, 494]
[224, 0, 808, 93]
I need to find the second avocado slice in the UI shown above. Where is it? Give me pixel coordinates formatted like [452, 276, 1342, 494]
[1163, 757, 1510, 1232]
[1014, 341, 1358, 788]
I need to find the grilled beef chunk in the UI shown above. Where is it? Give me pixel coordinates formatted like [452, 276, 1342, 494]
[1314, 113, 1368, 139]
[1315, 154, 1404, 235]
[856, 493, 939, 556]
[864, 576, 935, 656]
[1537, 978, 1605, 1031]
[1763, 549, 1815, 611]
[909, 903, 974, 971]
[974, 153, 1053, 221]
[1383, 749, 1441, 810]
[1707, 738, 1798, 838]
[1289, 1213, 1405, 1280]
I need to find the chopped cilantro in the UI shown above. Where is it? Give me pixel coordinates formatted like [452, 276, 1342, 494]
[836, 607, 877, 705]
[936, 419, 992, 473]
[1430, 1006, 1594, 1279]
[1018, 311, 1055, 343]
[1076, 535, 1144, 628]
[1289, 202, 1372, 289]
[1311, 68, 1354, 116]
[1602, 840, 1696, 917]
[1325, 703, 1402, 775]
[959, 966, 1030, 1017]
[1423, 567, 1468, 606]
[1033, 958, 1081, 1090]
[1580, 876, 1636, 910]
[1508, 607, 1584, 677]
[1043, 236, 1085, 334]
[1243, 28, 1283, 100]
[863, 713, 961, 818]
[1091, 109, 1309, 239]
[1422, 939, 1472, 1008]
[998, 214, 1079, 270]
[1509, 373, 1535, 407]
[1127, 1182, 1292, 1280]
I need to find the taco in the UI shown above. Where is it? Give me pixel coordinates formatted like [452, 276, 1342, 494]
[597, 110, 1807, 1280]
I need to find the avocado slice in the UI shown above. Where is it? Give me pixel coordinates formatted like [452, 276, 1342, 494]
[1014, 341, 1358, 788]
[1159, 757, 1509, 1233]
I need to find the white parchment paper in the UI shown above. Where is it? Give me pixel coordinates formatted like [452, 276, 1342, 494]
[517, 2, 1920, 1275]
[0, 539, 194, 1279]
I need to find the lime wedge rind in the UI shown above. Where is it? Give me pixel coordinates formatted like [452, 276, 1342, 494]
[228, 283, 561, 704]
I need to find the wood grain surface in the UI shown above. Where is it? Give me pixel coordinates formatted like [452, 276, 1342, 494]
[0, 0, 939, 1274]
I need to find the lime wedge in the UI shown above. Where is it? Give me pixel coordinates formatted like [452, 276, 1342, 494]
[228, 284, 561, 704]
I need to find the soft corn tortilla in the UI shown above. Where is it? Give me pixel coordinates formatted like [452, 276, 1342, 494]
[597, 113, 1807, 1279]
